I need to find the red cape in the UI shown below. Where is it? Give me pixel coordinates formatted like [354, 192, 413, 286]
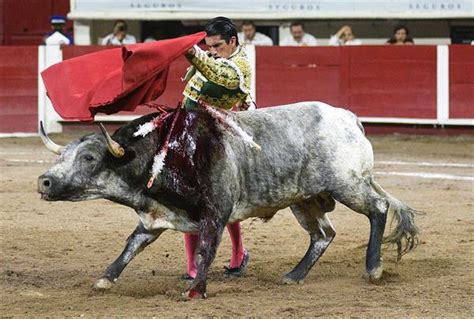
[41, 32, 205, 121]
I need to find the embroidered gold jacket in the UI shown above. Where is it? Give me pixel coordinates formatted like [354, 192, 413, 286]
[182, 45, 252, 110]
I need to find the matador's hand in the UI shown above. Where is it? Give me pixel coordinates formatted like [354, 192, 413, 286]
[185, 46, 196, 57]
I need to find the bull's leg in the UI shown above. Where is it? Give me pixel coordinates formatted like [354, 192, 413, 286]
[93, 223, 165, 290]
[284, 194, 336, 284]
[330, 180, 388, 283]
[365, 202, 387, 283]
[185, 217, 225, 299]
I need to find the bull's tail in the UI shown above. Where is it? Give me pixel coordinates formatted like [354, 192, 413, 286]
[370, 178, 420, 261]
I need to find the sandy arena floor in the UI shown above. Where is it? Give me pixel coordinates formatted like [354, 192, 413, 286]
[1, 133, 473, 317]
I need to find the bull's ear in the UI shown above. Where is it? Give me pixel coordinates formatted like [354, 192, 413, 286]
[98, 123, 125, 158]
[39, 121, 65, 155]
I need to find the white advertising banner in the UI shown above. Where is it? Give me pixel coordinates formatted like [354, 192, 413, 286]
[69, 0, 474, 19]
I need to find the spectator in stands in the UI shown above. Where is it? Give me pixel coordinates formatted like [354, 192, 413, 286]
[280, 22, 318, 46]
[44, 15, 74, 45]
[329, 25, 362, 46]
[238, 21, 273, 46]
[387, 25, 414, 45]
[101, 20, 137, 45]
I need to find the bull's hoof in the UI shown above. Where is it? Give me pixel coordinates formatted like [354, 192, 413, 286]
[93, 278, 114, 290]
[183, 289, 207, 300]
[367, 266, 384, 284]
[282, 274, 304, 285]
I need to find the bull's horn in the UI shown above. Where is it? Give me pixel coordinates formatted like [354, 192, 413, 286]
[99, 123, 125, 158]
[39, 121, 64, 155]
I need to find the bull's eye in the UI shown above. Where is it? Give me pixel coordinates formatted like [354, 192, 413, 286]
[84, 154, 95, 162]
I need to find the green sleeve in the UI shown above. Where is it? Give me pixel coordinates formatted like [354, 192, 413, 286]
[187, 46, 248, 92]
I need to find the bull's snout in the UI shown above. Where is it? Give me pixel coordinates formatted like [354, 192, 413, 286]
[38, 175, 53, 199]
[37, 174, 78, 201]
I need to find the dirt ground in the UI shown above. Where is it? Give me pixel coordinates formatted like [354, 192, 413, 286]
[1, 133, 473, 317]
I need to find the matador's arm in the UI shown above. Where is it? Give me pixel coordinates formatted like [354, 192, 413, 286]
[185, 45, 249, 92]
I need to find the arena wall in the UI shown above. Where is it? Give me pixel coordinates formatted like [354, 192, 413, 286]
[0, 46, 38, 134]
[256, 46, 438, 118]
[0, 45, 472, 135]
[449, 45, 474, 119]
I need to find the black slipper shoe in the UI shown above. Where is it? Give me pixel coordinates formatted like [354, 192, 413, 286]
[224, 249, 249, 278]
[181, 273, 195, 283]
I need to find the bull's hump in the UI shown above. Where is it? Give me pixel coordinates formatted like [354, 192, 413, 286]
[233, 101, 328, 133]
[113, 112, 160, 139]
[236, 101, 327, 119]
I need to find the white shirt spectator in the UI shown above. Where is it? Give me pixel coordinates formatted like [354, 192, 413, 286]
[101, 34, 137, 46]
[45, 31, 71, 45]
[280, 33, 318, 46]
[238, 32, 273, 46]
[329, 35, 362, 46]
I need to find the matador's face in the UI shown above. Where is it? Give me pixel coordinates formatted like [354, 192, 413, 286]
[205, 35, 237, 59]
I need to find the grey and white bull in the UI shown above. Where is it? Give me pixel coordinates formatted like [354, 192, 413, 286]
[38, 102, 418, 298]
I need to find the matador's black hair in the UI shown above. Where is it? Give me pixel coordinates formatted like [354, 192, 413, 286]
[204, 17, 239, 46]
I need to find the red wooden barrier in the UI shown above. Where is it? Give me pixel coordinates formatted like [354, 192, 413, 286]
[0, 46, 38, 132]
[0, 45, 472, 134]
[346, 46, 436, 118]
[256, 46, 437, 119]
[62, 45, 113, 59]
[449, 45, 474, 119]
[256, 47, 344, 107]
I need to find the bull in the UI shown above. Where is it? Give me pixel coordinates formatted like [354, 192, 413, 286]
[37, 101, 418, 298]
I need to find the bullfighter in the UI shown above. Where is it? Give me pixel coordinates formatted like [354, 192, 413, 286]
[181, 17, 253, 281]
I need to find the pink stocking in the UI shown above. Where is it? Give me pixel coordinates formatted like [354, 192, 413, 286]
[227, 222, 245, 268]
[184, 222, 245, 277]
